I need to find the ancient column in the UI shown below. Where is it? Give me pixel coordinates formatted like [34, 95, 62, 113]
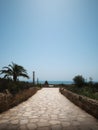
[33, 71, 35, 85]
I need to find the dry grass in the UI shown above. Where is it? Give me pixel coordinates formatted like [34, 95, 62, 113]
[0, 87, 39, 113]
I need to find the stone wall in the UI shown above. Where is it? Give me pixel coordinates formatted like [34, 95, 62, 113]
[60, 88, 98, 119]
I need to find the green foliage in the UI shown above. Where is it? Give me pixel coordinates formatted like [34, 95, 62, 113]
[94, 92, 98, 100]
[36, 83, 42, 88]
[0, 62, 29, 81]
[63, 83, 98, 100]
[0, 78, 33, 94]
[73, 75, 85, 87]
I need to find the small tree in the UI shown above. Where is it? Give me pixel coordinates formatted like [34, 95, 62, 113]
[88, 77, 93, 86]
[73, 75, 85, 87]
[44, 80, 49, 87]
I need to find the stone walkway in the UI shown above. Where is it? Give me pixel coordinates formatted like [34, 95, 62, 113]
[0, 88, 98, 130]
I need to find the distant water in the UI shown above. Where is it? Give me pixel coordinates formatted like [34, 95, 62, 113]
[37, 81, 73, 85]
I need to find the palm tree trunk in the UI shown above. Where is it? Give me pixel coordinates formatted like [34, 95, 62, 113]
[13, 75, 17, 82]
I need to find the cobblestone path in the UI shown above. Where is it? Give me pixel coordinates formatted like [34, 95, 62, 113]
[0, 88, 98, 130]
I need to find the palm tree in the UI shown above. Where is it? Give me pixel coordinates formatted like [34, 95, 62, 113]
[0, 62, 29, 81]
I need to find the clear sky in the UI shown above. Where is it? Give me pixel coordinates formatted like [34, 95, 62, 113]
[0, 0, 98, 81]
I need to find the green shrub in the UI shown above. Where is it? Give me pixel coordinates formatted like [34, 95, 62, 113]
[63, 84, 98, 100]
[73, 75, 85, 87]
[0, 78, 34, 94]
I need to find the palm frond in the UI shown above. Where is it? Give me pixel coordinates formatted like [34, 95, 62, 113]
[0, 70, 8, 74]
[0, 62, 29, 81]
[3, 74, 9, 79]
[3, 66, 9, 69]
[19, 73, 29, 79]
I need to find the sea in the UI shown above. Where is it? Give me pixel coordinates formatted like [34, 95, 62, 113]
[27, 80, 98, 85]
[36, 81, 73, 85]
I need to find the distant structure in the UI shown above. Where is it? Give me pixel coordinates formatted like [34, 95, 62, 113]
[37, 78, 39, 85]
[44, 80, 49, 87]
[33, 71, 35, 85]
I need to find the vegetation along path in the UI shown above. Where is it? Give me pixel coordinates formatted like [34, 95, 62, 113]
[0, 88, 98, 130]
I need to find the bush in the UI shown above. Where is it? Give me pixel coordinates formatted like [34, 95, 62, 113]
[93, 83, 98, 92]
[62, 84, 98, 100]
[0, 87, 39, 113]
[0, 78, 34, 94]
[73, 75, 85, 87]
[44, 80, 49, 87]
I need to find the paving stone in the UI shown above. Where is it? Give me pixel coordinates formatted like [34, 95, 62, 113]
[78, 125, 92, 130]
[51, 124, 62, 130]
[0, 88, 98, 130]
[72, 121, 80, 126]
[10, 120, 19, 125]
[29, 118, 39, 123]
[61, 121, 71, 127]
[31, 115, 38, 118]
[0, 123, 8, 130]
[19, 125, 27, 130]
[20, 119, 28, 125]
[37, 122, 50, 127]
[91, 125, 98, 130]
[37, 126, 50, 130]
[0, 119, 8, 124]
[62, 126, 79, 130]
[39, 119, 49, 123]
[27, 123, 37, 130]
[49, 120, 61, 125]
[1, 115, 10, 119]
[51, 115, 58, 119]
[7, 124, 19, 130]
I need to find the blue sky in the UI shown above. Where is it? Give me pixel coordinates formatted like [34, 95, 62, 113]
[0, 0, 98, 81]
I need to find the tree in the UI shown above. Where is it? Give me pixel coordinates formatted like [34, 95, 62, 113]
[73, 75, 85, 87]
[44, 80, 49, 87]
[0, 62, 29, 82]
[88, 77, 93, 86]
